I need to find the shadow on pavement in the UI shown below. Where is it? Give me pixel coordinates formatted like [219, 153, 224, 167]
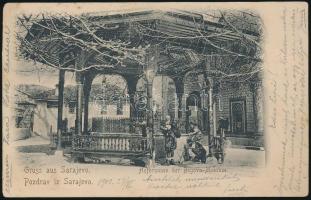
[16, 144, 55, 155]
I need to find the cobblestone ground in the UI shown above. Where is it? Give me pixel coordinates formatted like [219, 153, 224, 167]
[13, 135, 265, 170]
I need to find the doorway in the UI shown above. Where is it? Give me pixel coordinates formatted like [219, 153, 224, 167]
[186, 91, 203, 133]
[230, 98, 247, 134]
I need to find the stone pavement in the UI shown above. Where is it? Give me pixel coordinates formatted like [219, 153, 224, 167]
[14, 135, 265, 168]
[173, 136, 265, 167]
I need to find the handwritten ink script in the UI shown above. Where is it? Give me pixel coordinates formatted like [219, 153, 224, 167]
[2, 2, 309, 197]
[20, 165, 249, 195]
[3, 24, 12, 196]
[95, 167, 250, 196]
[271, 8, 308, 196]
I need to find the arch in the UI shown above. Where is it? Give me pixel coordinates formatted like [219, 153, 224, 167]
[90, 73, 128, 115]
[136, 76, 147, 93]
[152, 75, 177, 120]
[186, 91, 202, 108]
[185, 91, 203, 132]
[183, 70, 211, 134]
[92, 74, 128, 92]
[183, 71, 206, 92]
[151, 75, 177, 132]
[84, 73, 129, 133]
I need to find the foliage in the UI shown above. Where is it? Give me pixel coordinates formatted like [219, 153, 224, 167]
[16, 10, 263, 83]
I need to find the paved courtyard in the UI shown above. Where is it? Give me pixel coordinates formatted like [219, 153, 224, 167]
[13, 135, 265, 170]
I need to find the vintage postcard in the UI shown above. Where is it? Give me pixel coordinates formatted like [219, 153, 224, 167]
[2, 2, 308, 197]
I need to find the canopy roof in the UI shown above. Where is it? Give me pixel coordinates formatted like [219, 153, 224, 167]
[20, 9, 262, 79]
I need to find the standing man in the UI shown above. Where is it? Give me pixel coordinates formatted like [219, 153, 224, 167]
[160, 115, 177, 165]
[216, 117, 229, 164]
[219, 117, 229, 138]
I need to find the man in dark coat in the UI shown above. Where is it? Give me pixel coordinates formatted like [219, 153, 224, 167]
[160, 115, 177, 165]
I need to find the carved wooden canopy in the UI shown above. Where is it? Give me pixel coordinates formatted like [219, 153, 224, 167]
[20, 10, 262, 80]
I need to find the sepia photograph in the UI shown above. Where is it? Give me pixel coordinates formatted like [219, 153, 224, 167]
[2, 2, 308, 197]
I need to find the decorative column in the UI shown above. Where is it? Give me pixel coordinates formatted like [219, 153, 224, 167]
[202, 76, 213, 156]
[57, 69, 65, 149]
[145, 70, 155, 164]
[145, 45, 159, 165]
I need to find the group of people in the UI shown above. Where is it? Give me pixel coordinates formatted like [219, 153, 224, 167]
[160, 115, 207, 165]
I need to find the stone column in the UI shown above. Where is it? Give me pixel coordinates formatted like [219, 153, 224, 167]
[57, 69, 65, 149]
